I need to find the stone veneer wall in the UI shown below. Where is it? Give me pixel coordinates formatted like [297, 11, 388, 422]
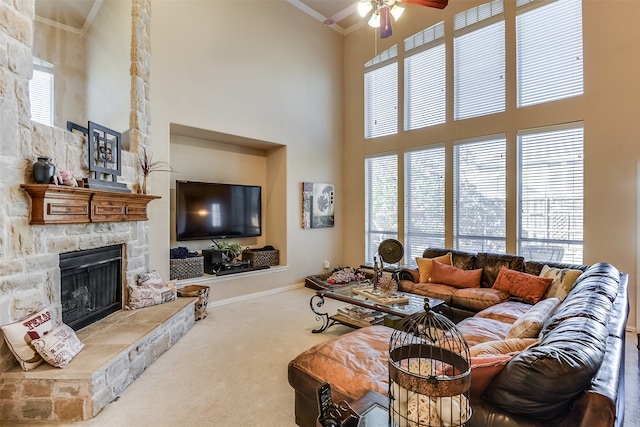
[0, 0, 153, 374]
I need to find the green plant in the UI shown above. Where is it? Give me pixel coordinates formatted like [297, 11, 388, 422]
[212, 241, 243, 260]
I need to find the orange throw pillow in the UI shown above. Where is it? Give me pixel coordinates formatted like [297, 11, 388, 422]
[492, 266, 553, 304]
[469, 354, 514, 396]
[430, 260, 482, 289]
[415, 253, 452, 283]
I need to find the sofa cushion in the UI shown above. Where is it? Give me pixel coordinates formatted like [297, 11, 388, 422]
[539, 265, 583, 300]
[506, 297, 562, 339]
[451, 288, 510, 312]
[469, 338, 539, 356]
[541, 293, 613, 335]
[454, 317, 512, 347]
[476, 252, 525, 288]
[474, 300, 532, 324]
[399, 282, 456, 305]
[492, 266, 553, 304]
[422, 248, 477, 270]
[431, 260, 482, 289]
[415, 252, 452, 283]
[485, 316, 609, 419]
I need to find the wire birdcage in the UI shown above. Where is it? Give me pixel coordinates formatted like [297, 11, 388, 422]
[388, 299, 471, 427]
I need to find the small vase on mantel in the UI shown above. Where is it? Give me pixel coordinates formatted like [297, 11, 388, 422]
[33, 157, 56, 184]
[141, 175, 149, 195]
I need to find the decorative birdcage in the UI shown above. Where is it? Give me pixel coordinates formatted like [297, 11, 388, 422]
[388, 299, 471, 427]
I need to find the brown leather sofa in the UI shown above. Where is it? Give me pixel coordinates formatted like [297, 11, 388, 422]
[288, 249, 629, 427]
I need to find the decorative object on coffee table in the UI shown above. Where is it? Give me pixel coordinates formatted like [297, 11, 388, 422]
[302, 182, 335, 229]
[388, 300, 471, 427]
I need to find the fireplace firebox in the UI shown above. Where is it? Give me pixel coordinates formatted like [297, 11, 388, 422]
[60, 245, 123, 331]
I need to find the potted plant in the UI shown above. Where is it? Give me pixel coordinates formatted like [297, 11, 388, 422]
[212, 241, 243, 262]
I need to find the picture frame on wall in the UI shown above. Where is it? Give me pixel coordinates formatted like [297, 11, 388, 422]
[302, 182, 335, 229]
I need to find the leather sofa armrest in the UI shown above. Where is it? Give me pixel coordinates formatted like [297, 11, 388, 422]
[398, 268, 419, 282]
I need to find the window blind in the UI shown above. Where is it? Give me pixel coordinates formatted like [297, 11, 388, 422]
[29, 59, 54, 126]
[454, 1, 505, 120]
[404, 22, 446, 130]
[364, 46, 398, 139]
[518, 122, 584, 264]
[404, 146, 445, 264]
[454, 136, 506, 252]
[364, 154, 398, 263]
[516, 0, 583, 107]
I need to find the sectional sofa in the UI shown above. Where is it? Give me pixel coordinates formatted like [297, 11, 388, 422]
[288, 248, 629, 427]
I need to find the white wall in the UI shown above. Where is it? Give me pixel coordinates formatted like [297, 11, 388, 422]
[148, 1, 345, 292]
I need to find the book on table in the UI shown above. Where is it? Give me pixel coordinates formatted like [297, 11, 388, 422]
[336, 305, 385, 325]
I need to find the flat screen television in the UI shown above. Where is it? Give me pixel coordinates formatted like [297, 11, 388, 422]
[176, 180, 262, 241]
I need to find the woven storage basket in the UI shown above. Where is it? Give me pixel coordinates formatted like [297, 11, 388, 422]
[242, 249, 279, 267]
[170, 256, 204, 280]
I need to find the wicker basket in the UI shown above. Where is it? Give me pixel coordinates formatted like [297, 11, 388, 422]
[242, 248, 279, 267]
[170, 256, 204, 280]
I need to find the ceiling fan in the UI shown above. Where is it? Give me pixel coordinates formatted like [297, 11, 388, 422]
[324, 0, 448, 39]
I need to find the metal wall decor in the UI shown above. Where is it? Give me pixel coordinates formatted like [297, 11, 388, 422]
[84, 121, 129, 192]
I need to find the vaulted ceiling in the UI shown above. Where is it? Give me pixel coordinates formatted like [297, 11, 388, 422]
[35, 0, 363, 34]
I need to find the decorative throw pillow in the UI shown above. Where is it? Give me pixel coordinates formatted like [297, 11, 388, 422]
[137, 270, 165, 286]
[540, 265, 583, 300]
[506, 297, 562, 339]
[127, 272, 177, 310]
[430, 260, 482, 289]
[492, 266, 553, 304]
[32, 323, 84, 368]
[469, 354, 515, 396]
[415, 253, 452, 283]
[0, 307, 56, 371]
[469, 338, 540, 357]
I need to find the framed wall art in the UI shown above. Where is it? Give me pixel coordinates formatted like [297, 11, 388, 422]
[302, 182, 335, 229]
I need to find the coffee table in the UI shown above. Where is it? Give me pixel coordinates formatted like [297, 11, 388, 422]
[310, 282, 445, 333]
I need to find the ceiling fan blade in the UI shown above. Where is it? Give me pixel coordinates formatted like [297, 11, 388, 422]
[323, 2, 359, 26]
[380, 7, 393, 39]
[400, 0, 449, 9]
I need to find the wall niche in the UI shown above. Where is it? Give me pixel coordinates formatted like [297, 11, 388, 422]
[168, 123, 287, 265]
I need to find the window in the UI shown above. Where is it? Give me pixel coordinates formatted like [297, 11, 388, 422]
[404, 22, 446, 130]
[518, 123, 584, 264]
[454, 0, 505, 120]
[516, 0, 583, 107]
[454, 136, 506, 252]
[29, 58, 54, 126]
[404, 146, 445, 264]
[365, 154, 398, 263]
[364, 46, 398, 139]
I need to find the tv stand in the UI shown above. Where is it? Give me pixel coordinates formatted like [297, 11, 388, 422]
[215, 265, 270, 276]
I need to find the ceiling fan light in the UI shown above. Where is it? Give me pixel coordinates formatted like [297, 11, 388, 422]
[390, 4, 404, 21]
[358, 1, 373, 17]
[368, 11, 381, 28]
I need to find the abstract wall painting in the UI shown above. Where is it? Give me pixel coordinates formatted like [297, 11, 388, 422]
[302, 182, 335, 229]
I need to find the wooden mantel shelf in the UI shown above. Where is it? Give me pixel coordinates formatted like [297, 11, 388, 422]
[20, 184, 161, 225]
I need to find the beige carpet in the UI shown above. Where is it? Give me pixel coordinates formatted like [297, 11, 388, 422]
[48, 285, 639, 426]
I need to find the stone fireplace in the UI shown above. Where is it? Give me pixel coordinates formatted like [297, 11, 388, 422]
[0, 1, 197, 423]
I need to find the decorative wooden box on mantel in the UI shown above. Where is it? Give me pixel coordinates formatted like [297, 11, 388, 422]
[20, 184, 160, 225]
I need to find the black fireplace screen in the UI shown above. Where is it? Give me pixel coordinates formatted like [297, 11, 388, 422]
[59, 245, 123, 331]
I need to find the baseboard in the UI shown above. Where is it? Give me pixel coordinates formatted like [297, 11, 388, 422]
[208, 281, 305, 307]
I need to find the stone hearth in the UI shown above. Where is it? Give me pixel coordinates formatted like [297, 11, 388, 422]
[0, 298, 195, 422]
